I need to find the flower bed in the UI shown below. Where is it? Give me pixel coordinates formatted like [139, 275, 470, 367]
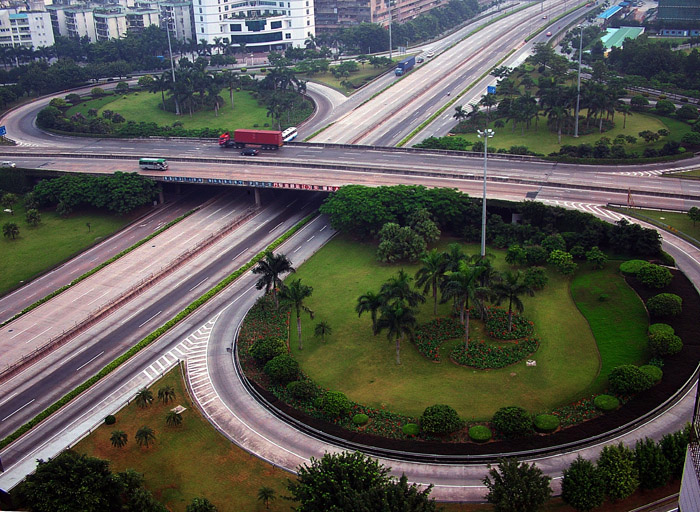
[413, 317, 464, 361]
[484, 307, 534, 340]
[450, 337, 539, 369]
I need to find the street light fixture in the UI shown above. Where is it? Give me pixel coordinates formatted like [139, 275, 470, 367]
[574, 25, 583, 137]
[164, 15, 180, 115]
[476, 128, 494, 259]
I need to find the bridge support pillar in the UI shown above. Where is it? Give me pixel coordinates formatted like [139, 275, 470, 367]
[254, 188, 261, 207]
[158, 188, 164, 204]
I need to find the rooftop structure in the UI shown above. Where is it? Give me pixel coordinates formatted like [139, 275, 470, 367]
[600, 25, 644, 49]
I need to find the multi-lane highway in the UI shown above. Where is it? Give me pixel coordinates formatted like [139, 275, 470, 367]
[1, 0, 699, 502]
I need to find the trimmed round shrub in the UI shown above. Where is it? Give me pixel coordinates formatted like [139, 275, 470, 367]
[619, 259, 648, 275]
[420, 404, 463, 435]
[104, 415, 116, 425]
[523, 266, 548, 290]
[637, 263, 672, 289]
[647, 293, 682, 318]
[317, 391, 351, 417]
[492, 406, 532, 438]
[533, 414, 560, 433]
[640, 365, 663, 384]
[249, 336, 286, 364]
[648, 323, 674, 336]
[594, 394, 620, 411]
[608, 365, 654, 394]
[286, 380, 318, 402]
[352, 413, 369, 426]
[468, 425, 492, 443]
[263, 354, 299, 385]
[648, 332, 683, 357]
[402, 423, 419, 436]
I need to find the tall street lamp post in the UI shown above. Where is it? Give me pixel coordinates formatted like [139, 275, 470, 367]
[164, 15, 180, 115]
[477, 128, 494, 258]
[387, 0, 394, 60]
[574, 25, 583, 137]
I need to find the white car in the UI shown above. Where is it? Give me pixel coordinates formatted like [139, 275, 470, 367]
[1, 161, 16, 168]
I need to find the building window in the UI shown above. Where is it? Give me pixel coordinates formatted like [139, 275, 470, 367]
[199, 8, 202, 13]
[285, 32, 291, 38]
[200, 15, 203, 21]
[230, 23, 242, 30]
[306, 9, 309, 14]
[307, 19, 310, 25]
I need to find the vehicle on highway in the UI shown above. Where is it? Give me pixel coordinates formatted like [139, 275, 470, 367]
[282, 126, 298, 142]
[1, 160, 16, 168]
[240, 148, 259, 156]
[395, 56, 416, 76]
[426, 50, 435, 58]
[546, 31, 552, 36]
[417, 56, 424, 63]
[138, 158, 168, 170]
[219, 129, 284, 150]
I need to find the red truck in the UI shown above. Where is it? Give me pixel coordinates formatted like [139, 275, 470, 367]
[219, 129, 284, 150]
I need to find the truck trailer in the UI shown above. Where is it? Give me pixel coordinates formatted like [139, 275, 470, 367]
[219, 129, 284, 150]
[394, 56, 415, 76]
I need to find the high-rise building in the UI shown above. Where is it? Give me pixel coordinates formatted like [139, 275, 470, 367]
[0, 8, 54, 48]
[314, 0, 444, 33]
[193, 0, 314, 52]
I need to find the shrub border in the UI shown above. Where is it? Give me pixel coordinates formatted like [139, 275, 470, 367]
[0, 213, 315, 450]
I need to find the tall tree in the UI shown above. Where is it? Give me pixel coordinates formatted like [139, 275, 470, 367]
[483, 458, 552, 512]
[157, 385, 175, 404]
[134, 387, 154, 408]
[281, 278, 314, 350]
[492, 270, 534, 332]
[415, 248, 446, 316]
[560, 455, 605, 512]
[110, 430, 128, 449]
[135, 426, 156, 448]
[376, 299, 417, 365]
[356, 290, 384, 335]
[380, 269, 426, 308]
[252, 251, 295, 310]
[441, 259, 484, 350]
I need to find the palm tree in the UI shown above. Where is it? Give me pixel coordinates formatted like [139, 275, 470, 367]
[314, 321, 332, 342]
[453, 104, 468, 122]
[415, 249, 445, 316]
[492, 270, 534, 332]
[376, 300, 417, 365]
[110, 430, 128, 448]
[280, 279, 314, 350]
[148, 73, 170, 112]
[252, 251, 295, 310]
[2, 222, 19, 240]
[157, 385, 175, 404]
[441, 259, 484, 350]
[134, 387, 153, 408]
[257, 486, 276, 509]
[165, 410, 183, 427]
[380, 269, 426, 308]
[135, 426, 156, 448]
[616, 102, 632, 130]
[356, 291, 384, 335]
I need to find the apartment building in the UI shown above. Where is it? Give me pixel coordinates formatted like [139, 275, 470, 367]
[193, 0, 314, 52]
[314, 0, 443, 32]
[0, 8, 54, 48]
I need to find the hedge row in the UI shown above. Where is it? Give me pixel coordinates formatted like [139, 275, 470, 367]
[0, 209, 196, 329]
[0, 213, 316, 450]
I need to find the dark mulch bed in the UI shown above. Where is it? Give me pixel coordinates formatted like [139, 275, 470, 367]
[251, 269, 700, 457]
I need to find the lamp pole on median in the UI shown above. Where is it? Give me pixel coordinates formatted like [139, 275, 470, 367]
[164, 15, 180, 115]
[477, 128, 494, 259]
[574, 25, 583, 137]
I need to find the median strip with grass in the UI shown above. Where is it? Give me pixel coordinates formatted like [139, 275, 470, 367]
[607, 207, 700, 250]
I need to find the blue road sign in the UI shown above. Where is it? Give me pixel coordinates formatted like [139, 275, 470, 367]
[487, 86, 496, 95]
[0, 125, 6, 136]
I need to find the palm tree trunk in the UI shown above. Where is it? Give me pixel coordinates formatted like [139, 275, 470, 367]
[396, 334, 401, 365]
[297, 314, 303, 350]
[464, 309, 470, 351]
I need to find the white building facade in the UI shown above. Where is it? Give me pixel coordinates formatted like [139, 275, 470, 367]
[193, 0, 314, 52]
[0, 9, 54, 48]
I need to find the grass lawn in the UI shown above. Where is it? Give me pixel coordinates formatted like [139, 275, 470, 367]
[302, 60, 399, 95]
[65, 90, 306, 131]
[453, 111, 691, 156]
[74, 366, 290, 512]
[288, 237, 606, 420]
[0, 199, 134, 295]
[622, 208, 700, 242]
[571, 262, 649, 390]
[670, 168, 700, 179]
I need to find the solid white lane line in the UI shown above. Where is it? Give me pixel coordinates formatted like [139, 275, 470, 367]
[24, 326, 53, 345]
[189, 277, 209, 292]
[232, 248, 249, 261]
[0, 392, 18, 407]
[138, 310, 162, 328]
[76, 351, 104, 371]
[2, 399, 35, 422]
[269, 222, 284, 233]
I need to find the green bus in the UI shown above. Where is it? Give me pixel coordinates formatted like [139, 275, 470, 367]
[139, 158, 168, 171]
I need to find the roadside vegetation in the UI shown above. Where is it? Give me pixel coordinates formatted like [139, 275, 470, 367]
[606, 207, 700, 249]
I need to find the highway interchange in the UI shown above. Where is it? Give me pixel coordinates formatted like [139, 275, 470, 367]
[1, 0, 700, 502]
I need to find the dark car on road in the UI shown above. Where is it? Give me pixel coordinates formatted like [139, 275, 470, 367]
[240, 148, 259, 156]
